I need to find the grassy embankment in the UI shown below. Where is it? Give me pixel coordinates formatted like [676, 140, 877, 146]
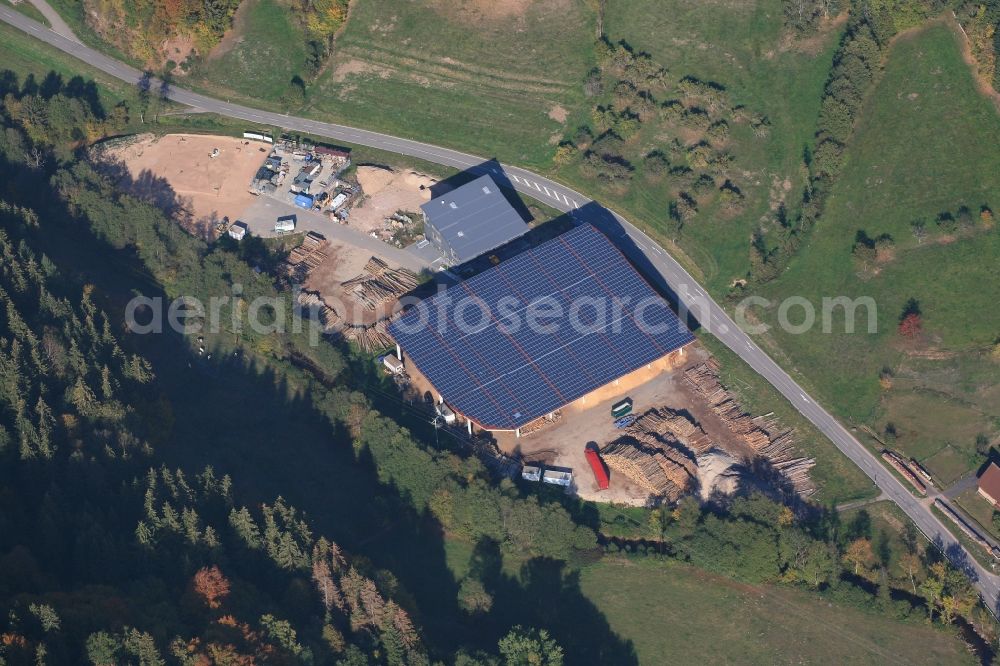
[2, 0, 49, 25]
[755, 22, 1000, 487]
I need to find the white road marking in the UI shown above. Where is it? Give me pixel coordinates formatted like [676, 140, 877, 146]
[652, 246, 663, 255]
[572, 200, 579, 208]
[543, 186, 552, 196]
[511, 174, 521, 183]
[800, 394, 809, 403]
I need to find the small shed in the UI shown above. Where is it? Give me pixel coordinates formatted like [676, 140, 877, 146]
[542, 469, 573, 487]
[383, 355, 404, 374]
[521, 465, 542, 482]
[228, 222, 248, 241]
[330, 192, 349, 210]
[294, 193, 314, 209]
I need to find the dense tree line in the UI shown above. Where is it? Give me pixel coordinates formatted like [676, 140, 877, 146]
[284, 0, 352, 74]
[610, 492, 989, 634]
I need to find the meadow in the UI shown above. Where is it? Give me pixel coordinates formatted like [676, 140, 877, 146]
[579, 556, 975, 665]
[755, 22, 1000, 484]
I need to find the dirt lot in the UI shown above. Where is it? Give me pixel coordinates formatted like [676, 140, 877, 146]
[106, 133, 268, 238]
[304, 241, 405, 326]
[350, 166, 436, 235]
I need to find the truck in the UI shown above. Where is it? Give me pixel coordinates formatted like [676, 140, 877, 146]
[274, 216, 296, 233]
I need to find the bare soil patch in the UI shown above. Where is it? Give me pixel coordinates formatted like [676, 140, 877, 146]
[161, 34, 197, 71]
[332, 58, 393, 82]
[350, 166, 436, 235]
[548, 104, 569, 123]
[105, 133, 268, 239]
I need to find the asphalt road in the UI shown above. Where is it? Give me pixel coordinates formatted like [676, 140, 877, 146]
[4, 6, 999, 610]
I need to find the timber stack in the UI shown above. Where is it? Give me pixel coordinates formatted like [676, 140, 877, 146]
[684, 361, 816, 496]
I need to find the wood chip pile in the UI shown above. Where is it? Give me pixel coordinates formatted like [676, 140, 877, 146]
[281, 232, 329, 284]
[601, 435, 694, 502]
[684, 360, 815, 496]
[342, 256, 419, 311]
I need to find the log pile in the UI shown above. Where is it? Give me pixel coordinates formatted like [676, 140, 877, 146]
[601, 436, 693, 502]
[634, 408, 713, 454]
[684, 361, 816, 497]
[342, 257, 420, 310]
[342, 319, 393, 354]
[281, 232, 329, 284]
[519, 410, 562, 437]
[296, 290, 341, 330]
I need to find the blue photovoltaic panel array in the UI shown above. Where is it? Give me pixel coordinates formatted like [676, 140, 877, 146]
[388, 224, 694, 429]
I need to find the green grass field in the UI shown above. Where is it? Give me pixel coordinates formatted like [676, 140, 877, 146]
[580, 557, 975, 665]
[306, 0, 597, 167]
[755, 22, 1000, 483]
[188, 0, 310, 103]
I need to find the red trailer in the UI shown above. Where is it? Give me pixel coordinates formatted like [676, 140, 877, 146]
[585, 446, 610, 490]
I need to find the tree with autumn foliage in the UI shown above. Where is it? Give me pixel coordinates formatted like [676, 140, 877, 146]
[193, 565, 231, 610]
[843, 538, 875, 576]
[897, 298, 922, 340]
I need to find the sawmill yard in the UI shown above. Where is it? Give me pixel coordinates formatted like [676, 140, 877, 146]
[500, 346, 816, 506]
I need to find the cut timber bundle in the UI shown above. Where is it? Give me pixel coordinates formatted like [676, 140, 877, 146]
[342, 258, 420, 309]
[634, 408, 713, 454]
[281, 232, 329, 285]
[519, 410, 562, 437]
[684, 361, 816, 497]
[601, 436, 693, 502]
[296, 290, 342, 332]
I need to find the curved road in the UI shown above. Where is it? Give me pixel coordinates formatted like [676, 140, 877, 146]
[3, 5, 998, 610]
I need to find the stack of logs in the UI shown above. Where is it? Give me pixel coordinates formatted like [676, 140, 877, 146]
[636, 407, 713, 455]
[601, 433, 694, 502]
[342, 256, 420, 311]
[281, 232, 329, 284]
[684, 360, 815, 496]
[519, 410, 562, 437]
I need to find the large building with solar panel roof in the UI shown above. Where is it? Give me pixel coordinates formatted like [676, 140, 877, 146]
[388, 223, 695, 436]
[421, 174, 529, 265]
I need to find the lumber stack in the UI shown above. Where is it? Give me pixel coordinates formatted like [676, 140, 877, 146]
[601, 436, 693, 502]
[342, 319, 393, 354]
[635, 407, 713, 454]
[343, 257, 420, 310]
[281, 232, 330, 285]
[684, 361, 816, 497]
[519, 410, 562, 437]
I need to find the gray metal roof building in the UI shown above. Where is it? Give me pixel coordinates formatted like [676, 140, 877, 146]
[420, 174, 529, 264]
